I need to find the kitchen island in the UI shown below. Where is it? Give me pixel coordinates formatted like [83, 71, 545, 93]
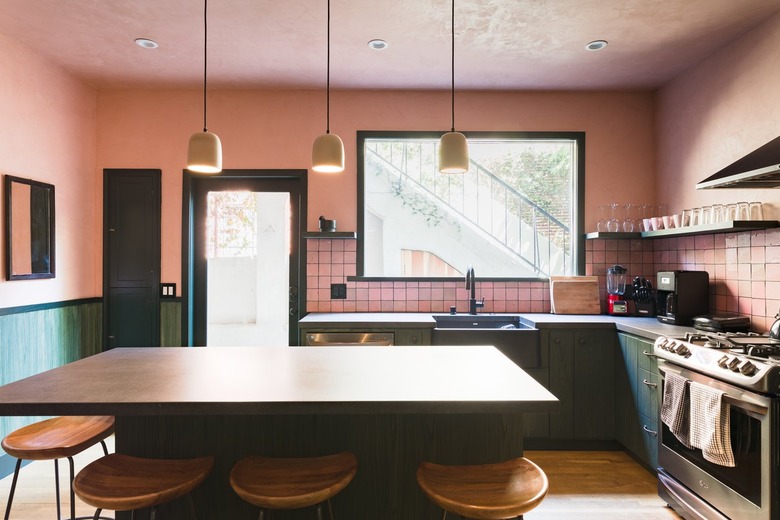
[0, 345, 557, 519]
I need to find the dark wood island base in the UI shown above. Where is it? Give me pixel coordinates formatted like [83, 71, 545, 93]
[116, 413, 524, 519]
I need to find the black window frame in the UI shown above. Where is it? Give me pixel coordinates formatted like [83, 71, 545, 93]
[355, 130, 586, 281]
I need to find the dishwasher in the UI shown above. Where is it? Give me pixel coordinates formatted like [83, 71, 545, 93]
[304, 332, 394, 346]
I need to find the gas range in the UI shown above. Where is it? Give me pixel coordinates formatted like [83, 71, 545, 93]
[654, 331, 780, 394]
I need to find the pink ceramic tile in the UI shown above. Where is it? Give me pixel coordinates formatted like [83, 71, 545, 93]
[331, 240, 345, 252]
[381, 287, 394, 300]
[345, 240, 357, 251]
[393, 288, 406, 301]
[766, 246, 780, 264]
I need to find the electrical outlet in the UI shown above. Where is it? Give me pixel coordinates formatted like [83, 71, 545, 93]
[330, 283, 347, 299]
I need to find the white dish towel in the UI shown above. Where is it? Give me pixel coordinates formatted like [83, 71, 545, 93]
[660, 371, 691, 447]
[688, 381, 735, 467]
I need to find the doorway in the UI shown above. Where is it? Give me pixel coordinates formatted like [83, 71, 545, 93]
[182, 170, 306, 347]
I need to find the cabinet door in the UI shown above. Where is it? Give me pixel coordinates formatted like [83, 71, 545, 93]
[395, 328, 431, 346]
[573, 330, 616, 439]
[548, 330, 574, 438]
[615, 332, 638, 448]
[522, 368, 550, 438]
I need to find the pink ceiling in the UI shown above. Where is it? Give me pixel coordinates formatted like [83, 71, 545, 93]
[1, 0, 778, 90]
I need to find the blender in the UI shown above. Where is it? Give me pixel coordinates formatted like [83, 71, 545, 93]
[607, 264, 628, 315]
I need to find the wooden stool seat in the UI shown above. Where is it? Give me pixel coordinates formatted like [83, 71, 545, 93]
[2, 416, 114, 461]
[2, 416, 114, 520]
[416, 457, 549, 520]
[230, 451, 357, 512]
[73, 453, 214, 513]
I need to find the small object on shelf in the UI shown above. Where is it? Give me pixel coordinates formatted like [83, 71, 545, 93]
[318, 215, 337, 232]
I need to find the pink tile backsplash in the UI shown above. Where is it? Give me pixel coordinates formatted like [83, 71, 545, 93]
[306, 228, 780, 332]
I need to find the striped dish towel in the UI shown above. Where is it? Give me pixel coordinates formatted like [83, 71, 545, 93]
[660, 371, 691, 447]
[688, 381, 735, 467]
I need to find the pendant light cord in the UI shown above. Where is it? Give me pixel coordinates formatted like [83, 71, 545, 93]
[450, 0, 455, 133]
[202, 0, 209, 133]
[326, 0, 331, 135]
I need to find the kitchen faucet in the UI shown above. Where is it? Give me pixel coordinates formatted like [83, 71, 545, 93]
[465, 266, 485, 315]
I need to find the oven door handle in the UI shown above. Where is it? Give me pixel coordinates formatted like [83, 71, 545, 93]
[658, 362, 770, 416]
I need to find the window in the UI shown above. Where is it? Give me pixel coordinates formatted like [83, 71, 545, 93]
[357, 131, 584, 279]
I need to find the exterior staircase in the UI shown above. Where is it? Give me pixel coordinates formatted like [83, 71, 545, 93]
[365, 141, 571, 277]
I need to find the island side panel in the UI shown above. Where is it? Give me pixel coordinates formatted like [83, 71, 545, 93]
[115, 413, 524, 520]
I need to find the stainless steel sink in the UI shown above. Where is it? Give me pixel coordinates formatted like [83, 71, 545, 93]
[432, 314, 540, 368]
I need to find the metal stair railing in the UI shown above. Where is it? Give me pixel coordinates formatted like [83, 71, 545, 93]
[365, 141, 571, 276]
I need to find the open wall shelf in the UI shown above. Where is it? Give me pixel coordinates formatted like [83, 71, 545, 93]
[586, 220, 778, 240]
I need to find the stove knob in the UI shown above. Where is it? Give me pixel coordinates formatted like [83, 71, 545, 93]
[728, 357, 741, 372]
[740, 360, 757, 376]
[676, 345, 690, 356]
[717, 355, 730, 369]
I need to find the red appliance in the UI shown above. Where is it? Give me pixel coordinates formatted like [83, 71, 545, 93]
[606, 265, 627, 315]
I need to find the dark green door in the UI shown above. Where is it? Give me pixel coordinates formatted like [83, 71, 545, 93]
[103, 169, 161, 349]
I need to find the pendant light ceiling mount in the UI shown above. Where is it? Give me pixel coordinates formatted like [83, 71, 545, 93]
[187, 0, 222, 174]
[438, 0, 469, 174]
[311, 0, 345, 174]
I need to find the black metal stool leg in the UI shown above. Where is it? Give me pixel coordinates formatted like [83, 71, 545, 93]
[68, 456, 76, 520]
[316, 502, 324, 520]
[54, 458, 62, 520]
[150, 506, 157, 520]
[100, 440, 109, 456]
[3, 459, 22, 520]
[92, 508, 102, 520]
[327, 499, 335, 520]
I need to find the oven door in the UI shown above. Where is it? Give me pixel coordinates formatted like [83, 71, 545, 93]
[657, 361, 779, 520]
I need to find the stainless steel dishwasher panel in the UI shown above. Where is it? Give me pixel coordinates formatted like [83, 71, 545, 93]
[305, 332, 394, 346]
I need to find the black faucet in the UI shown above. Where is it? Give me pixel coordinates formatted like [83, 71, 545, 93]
[465, 266, 484, 315]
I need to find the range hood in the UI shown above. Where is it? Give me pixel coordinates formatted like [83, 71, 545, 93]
[697, 136, 780, 189]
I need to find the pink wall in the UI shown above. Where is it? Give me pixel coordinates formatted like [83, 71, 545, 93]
[656, 10, 780, 219]
[97, 89, 655, 290]
[0, 34, 98, 307]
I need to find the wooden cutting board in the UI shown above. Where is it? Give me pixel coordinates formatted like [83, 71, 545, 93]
[549, 276, 601, 314]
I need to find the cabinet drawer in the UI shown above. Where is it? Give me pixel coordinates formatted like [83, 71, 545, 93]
[637, 368, 659, 419]
[637, 345, 657, 372]
[638, 413, 659, 470]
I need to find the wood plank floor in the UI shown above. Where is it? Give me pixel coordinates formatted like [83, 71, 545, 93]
[0, 441, 682, 519]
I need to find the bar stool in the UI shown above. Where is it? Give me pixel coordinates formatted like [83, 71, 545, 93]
[2, 415, 115, 520]
[229, 451, 357, 520]
[416, 456, 549, 520]
[73, 453, 214, 520]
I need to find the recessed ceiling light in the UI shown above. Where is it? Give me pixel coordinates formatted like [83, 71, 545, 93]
[367, 39, 389, 51]
[134, 38, 159, 49]
[585, 40, 608, 51]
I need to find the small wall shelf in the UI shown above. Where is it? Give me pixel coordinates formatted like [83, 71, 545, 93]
[303, 231, 357, 239]
[586, 220, 778, 240]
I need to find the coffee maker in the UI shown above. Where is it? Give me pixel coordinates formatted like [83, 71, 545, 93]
[656, 270, 709, 325]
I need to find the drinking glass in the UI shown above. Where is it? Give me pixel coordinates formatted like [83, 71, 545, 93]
[700, 205, 713, 225]
[641, 205, 656, 231]
[749, 202, 764, 220]
[622, 204, 640, 232]
[691, 207, 702, 226]
[737, 202, 750, 220]
[681, 209, 692, 227]
[711, 204, 724, 223]
[597, 205, 610, 232]
[607, 203, 622, 232]
[725, 203, 738, 221]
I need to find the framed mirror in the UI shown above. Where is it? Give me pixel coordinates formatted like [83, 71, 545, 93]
[4, 175, 55, 280]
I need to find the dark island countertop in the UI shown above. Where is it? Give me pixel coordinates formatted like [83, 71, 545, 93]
[0, 345, 558, 417]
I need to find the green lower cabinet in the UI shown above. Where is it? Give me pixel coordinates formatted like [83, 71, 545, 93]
[616, 332, 660, 470]
[394, 328, 431, 346]
[528, 328, 616, 444]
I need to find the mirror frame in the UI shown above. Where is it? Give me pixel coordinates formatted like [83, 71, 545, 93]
[4, 175, 55, 280]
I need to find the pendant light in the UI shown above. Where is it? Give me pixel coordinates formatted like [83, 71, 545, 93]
[187, 0, 222, 174]
[311, 0, 345, 173]
[438, 0, 469, 174]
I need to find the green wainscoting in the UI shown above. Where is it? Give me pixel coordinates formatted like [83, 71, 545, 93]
[0, 299, 103, 444]
[160, 299, 181, 347]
